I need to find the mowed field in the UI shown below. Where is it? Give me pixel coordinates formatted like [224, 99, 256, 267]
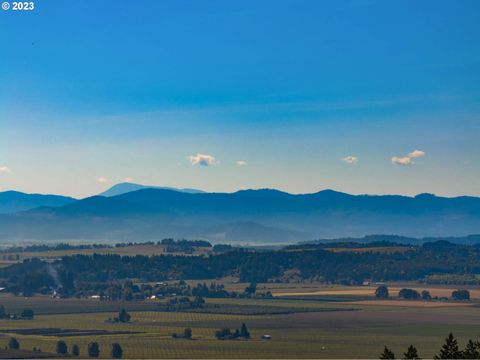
[0, 291, 480, 358]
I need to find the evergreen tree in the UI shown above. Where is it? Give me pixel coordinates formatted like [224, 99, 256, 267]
[56, 340, 68, 355]
[462, 339, 480, 359]
[240, 323, 250, 338]
[111, 343, 123, 359]
[403, 345, 420, 359]
[8, 337, 19, 350]
[435, 333, 462, 359]
[88, 342, 100, 358]
[380, 346, 396, 359]
[118, 308, 131, 323]
[72, 344, 80, 357]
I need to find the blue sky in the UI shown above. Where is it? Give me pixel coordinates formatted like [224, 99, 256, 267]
[1, 0, 479, 198]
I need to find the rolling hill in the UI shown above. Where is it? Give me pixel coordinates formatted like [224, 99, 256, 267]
[0, 191, 76, 214]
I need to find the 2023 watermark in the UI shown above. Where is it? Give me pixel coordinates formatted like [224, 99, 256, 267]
[2, 1, 35, 10]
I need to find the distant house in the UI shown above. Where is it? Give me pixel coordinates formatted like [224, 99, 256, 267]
[90, 295, 101, 300]
[261, 335, 272, 340]
[362, 281, 370, 286]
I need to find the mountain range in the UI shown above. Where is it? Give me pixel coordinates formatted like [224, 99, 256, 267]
[0, 183, 479, 244]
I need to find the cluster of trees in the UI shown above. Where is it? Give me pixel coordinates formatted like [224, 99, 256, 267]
[161, 239, 212, 253]
[106, 308, 131, 323]
[215, 323, 250, 340]
[380, 333, 480, 359]
[191, 282, 270, 299]
[2, 241, 480, 296]
[375, 286, 471, 301]
[160, 296, 206, 311]
[0, 305, 34, 319]
[7, 338, 123, 358]
[0, 243, 109, 254]
[172, 328, 193, 339]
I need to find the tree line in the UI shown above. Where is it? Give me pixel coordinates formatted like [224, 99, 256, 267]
[7, 337, 123, 358]
[1, 241, 480, 297]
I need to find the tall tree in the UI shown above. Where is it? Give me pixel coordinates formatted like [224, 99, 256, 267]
[435, 333, 462, 359]
[403, 345, 420, 359]
[244, 283, 257, 296]
[379, 346, 395, 359]
[240, 323, 250, 338]
[88, 342, 100, 358]
[118, 308, 131, 323]
[111, 343, 123, 359]
[0, 305, 7, 318]
[72, 344, 80, 357]
[56, 340, 68, 355]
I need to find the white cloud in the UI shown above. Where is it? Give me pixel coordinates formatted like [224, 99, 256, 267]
[237, 160, 247, 166]
[0, 166, 12, 174]
[96, 176, 109, 183]
[408, 150, 426, 158]
[188, 153, 218, 166]
[391, 156, 413, 166]
[392, 149, 426, 166]
[341, 156, 358, 165]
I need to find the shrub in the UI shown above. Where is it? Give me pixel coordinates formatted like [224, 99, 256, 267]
[8, 337, 19, 350]
[375, 285, 389, 299]
[398, 288, 420, 300]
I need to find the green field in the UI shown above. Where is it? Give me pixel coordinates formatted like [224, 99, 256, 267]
[0, 293, 479, 358]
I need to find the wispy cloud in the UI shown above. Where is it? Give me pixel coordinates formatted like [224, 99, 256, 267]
[188, 153, 218, 166]
[392, 149, 426, 166]
[0, 166, 12, 174]
[237, 160, 247, 166]
[96, 176, 109, 183]
[341, 156, 358, 165]
[391, 156, 413, 166]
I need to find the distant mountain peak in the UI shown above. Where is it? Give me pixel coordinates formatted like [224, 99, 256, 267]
[99, 182, 205, 197]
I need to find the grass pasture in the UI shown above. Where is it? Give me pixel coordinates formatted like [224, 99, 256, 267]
[0, 292, 479, 358]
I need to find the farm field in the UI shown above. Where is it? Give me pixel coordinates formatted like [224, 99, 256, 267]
[0, 244, 212, 262]
[0, 291, 479, 358]
[270, 285, 480, 299]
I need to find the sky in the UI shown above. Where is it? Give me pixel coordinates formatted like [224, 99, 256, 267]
[0, 0, 479, 198]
